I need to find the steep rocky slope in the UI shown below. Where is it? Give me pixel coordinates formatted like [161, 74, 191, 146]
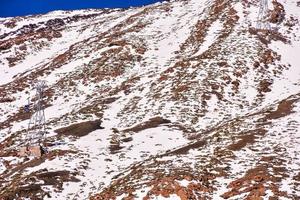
[0, 0, 299, 199]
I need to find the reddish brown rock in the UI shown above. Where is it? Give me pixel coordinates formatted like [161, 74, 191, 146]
[19, 145, 44, 157]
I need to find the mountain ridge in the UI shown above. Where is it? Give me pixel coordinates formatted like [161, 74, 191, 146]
[0, 0, 299, 199]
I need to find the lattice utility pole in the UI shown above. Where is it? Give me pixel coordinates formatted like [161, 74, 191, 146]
[257, 0, 270, 30]
[26, 80, 47, 145]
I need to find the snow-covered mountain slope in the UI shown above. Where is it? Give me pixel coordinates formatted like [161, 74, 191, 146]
[0, 0, 299, 199]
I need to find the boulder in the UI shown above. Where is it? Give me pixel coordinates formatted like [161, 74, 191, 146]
[19, 145, 44, 157]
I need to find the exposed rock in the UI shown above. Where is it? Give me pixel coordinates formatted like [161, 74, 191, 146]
[54, 120, 103, 137]
[0, 0, 299, 199]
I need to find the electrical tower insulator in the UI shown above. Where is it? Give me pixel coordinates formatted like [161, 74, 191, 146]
[257, 0, 270, 30]
[26, 80, 47, 145]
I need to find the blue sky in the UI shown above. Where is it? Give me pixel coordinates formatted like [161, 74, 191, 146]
[0, 0, 163, 17]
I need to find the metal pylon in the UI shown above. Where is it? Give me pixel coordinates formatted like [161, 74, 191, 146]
[257, 0, 270, 30]
[26, 80, 47, 145]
